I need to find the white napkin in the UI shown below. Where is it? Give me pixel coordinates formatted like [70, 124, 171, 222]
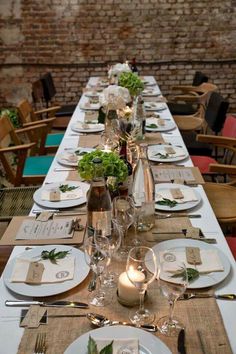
[160, 250, 224, 273]
[95, 338, 139, 354]
[145, 102, 166, 110]
[156, 188, 198, 203]
[74, 122, 103, 130]
[60, 152, 78, 163]
[150, 146, 186, 159]
[79, 102, 100, 110]
[142, 89, 160, 96]
[41, 186, 83, 201]
[146, 117, 165, 127]
[10, 256, 75, 283]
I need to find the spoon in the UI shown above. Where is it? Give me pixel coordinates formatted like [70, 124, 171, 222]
[87, 313, 159, 332]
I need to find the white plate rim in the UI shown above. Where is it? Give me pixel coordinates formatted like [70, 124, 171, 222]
[64, 325, 171, 354]
[144, 102, 167, 111]
[57, 148, 95, 167]
[71, 122, 104, 133]
[79, 103, 100, 111]
[155, 183, 201, 211]
[33, 181, 89, 209]
[150, 239, 231, 289]
[145, 121, 176, 132]
[148, 145, 188, 162]
[3, 245, 90, 297]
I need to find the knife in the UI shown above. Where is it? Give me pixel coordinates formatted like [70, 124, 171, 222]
[179, 293, 236, 300]
[5, 300, 89, 309]
[178, 329, 186, 354]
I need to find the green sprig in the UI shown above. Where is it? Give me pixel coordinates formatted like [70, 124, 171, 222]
[40, 248, 70, 264]
[59, 184, 78, 193]
[156, 198, 178, 207]
[171, 267, 200, 283]
[88, 336, 113, 354]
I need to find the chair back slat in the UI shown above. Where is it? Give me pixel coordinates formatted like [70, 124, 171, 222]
[204, 92, 229, 134]
[17, 99, 38, 124]
[222, 115, 236, 138]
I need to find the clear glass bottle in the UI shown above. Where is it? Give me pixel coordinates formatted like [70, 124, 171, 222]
[132, 143, 155, 231]
[119, 139, 133, 196]
[134, 95, 146, 140]
[87, 158, 112, 237]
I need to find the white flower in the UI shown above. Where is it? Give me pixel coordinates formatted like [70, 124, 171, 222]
[99, 85, 131, 110]
[108, 62, 131, 78]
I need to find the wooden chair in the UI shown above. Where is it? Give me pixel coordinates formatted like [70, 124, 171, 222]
[0, 115, 54, 186]
[173, 90, 226, 134]
[191, 115, 236, 176]
[203, 164, 236, 224]
[168, 72, 209, 115]
[40, 72, 77, 129]
[17, 99, 64, 154]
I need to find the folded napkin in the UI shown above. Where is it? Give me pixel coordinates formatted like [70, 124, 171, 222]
[60, 152, 78, 163]
[142, 89, 160, 96]
[150, 147, 186, 159]
[145, 102, 166, 110]
[160, 249, 224, 273]
[79, 102, 100, 110]
[41, 185, 83, 201]
[74, 122, 103, 130]
[146, 117, 166, 127]
[156, 188, 198, 204]
[95, 338, 139, 354]
[10, 255, 75, 283]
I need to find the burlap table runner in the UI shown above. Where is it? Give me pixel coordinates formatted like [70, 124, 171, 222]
[17, 252, 232, 354]
[136, 132, 166, 146]
[78, 134, 102, 148]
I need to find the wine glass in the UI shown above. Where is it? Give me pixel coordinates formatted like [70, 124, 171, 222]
[94, 219, 122, 287]
[158, 258, 188, 336]
[83, 237, 109, 307]
[113, 196, 135, 255]
[126, 246, 158, 325]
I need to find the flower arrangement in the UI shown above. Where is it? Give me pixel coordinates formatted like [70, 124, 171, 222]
[78, 149, 128, 183]
[108, 62, 131, 79]
[118, 72, 144, 97]
[99, 85, 131, 110]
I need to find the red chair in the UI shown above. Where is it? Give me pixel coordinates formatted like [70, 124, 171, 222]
[191, 115, 236, 176]
[226, 237, 236, 260]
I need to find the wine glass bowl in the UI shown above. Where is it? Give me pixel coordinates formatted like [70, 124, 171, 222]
[158, 258, 188, 336]
[126, 246, 158, 325]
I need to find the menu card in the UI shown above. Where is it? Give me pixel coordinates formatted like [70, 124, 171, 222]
[151, 166, 205, 184]
[15, 219, 74, 240]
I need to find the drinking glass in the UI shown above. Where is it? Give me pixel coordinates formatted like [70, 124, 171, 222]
[113, 196, 135, 255]
[83, 237, 109, 307]
[126, 246, 158, 325]
[94, 219, 122, 287]
[158, 259, 188, 336]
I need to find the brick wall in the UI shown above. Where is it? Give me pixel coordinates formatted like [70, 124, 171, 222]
[0, 0, 236, 110]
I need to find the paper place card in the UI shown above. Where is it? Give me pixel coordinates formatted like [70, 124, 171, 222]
[15, 219, 74, 240]
[171, 188, 184, 199]
[10, 255, 75, 283]
[95, 338, 139, 354]
[84, 111, 98, 121]
[152, 167, 196, 183]
[20, 306, 47, 328]
[165, 146, 176, 154]
[41, 186, 83, 201]
[186, 247, 202, 265]
[156, 188, 198, 204]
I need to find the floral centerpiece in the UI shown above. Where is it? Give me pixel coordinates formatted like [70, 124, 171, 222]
[78, 149, 128, 185]
[108, 62, 131, 82]
[99, 85, 131, 111]
[118, 72, 144, 98]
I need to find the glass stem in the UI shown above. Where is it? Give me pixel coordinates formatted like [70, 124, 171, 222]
[168, 300, 176, 324]
[139, 290, 145, 313]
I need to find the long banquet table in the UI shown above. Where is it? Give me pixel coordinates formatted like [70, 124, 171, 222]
[0, 76, 235, 354]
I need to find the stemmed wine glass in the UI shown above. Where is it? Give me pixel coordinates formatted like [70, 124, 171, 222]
[113, 196, 135, 255]
[83, 237, 109, 307]
[94, 219, 122, 287]
[126, 246, 158, 325]
[158, 258, 188, 336]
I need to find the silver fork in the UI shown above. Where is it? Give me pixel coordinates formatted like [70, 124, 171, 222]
[34, 333, 47, 354]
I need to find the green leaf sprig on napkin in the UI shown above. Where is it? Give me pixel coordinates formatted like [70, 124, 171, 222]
[154, 152, 169, 159]
[171, 267, 200, 283]
[59, 184, 78, 193]
[156, 198, 178, 208]
[146, 123, 158, 129]
[40, 248, 70, 264]
[88, 336, 113, 354]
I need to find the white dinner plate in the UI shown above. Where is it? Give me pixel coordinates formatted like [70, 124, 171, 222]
[79, 102, 100, 111]
[155, 183, 201, 211]
[84, 91, 99, 98]
[64, 325, 171, 354]
[148, 144, 188, 162]
[150, 239, 231, 289]
[33, 181, 89, 209]
[3, 245, 90, 297]
[57, 148, 95, 167]
[142, 89, 161, 97]
[145, 119, 176, 132]
[71, 122, 104, 133]
[144, 102, 167, 111]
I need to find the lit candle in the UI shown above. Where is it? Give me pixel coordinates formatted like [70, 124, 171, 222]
[118, 270, 145, 304]
[102, 144, 112, 152]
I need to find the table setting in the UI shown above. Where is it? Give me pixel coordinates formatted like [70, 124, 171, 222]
[0, 73, 235, 354]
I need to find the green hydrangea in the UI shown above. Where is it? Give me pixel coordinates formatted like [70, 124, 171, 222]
[118, 72, 144, 97]
[78, 150, 128, 183]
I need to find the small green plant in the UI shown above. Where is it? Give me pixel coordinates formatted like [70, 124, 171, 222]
[78, 150, 128, 183]
[88, 336, 113, 354]
[118, 72, 144, 97]
[0, 108, 21, 128]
